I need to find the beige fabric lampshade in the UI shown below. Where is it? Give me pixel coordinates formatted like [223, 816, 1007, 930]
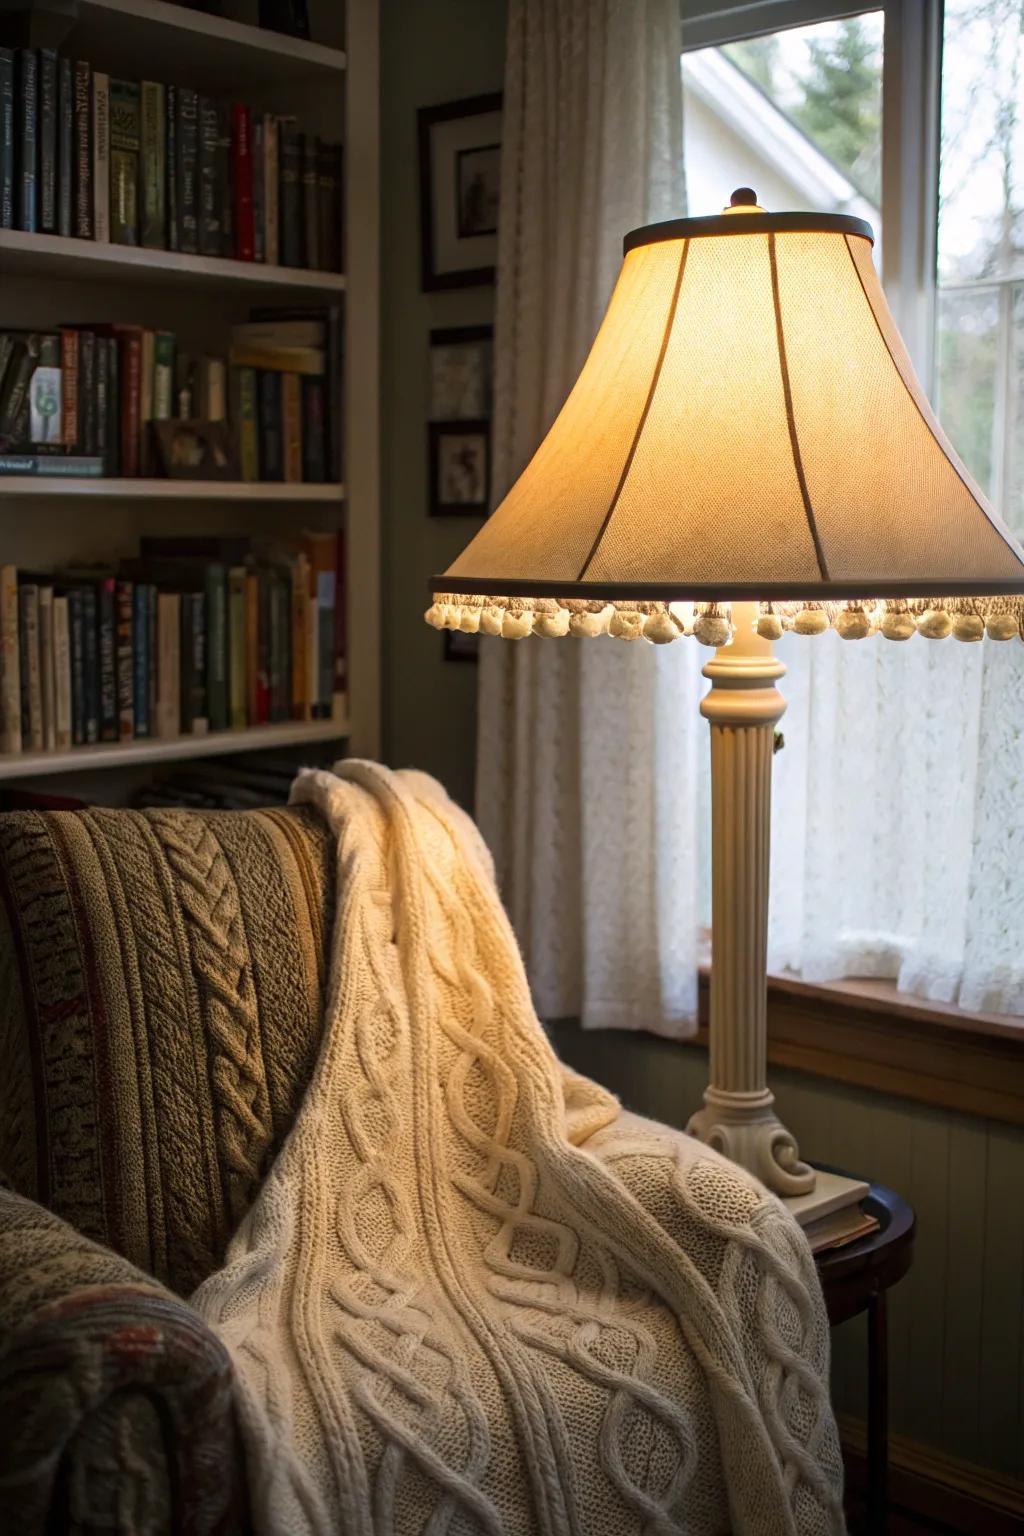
[428, 196, 1024, 646]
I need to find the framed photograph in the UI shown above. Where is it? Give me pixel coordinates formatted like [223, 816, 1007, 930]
[153, 419, 238, 480]
[428, 420, 490, 516]
[418, 93, 502, 291]
[443, 629, 480, 663]
[429, 325, 493, 420]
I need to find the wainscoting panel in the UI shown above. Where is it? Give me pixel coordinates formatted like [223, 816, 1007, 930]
[546, 1020, 1024, 1481]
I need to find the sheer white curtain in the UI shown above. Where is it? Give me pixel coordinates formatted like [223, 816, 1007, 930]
[476, 0, 702, 1038]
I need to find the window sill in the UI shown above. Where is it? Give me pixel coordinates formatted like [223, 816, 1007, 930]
[694, 967, 1024, 1127]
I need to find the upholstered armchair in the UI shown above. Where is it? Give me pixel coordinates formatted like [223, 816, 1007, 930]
[0, 804, 335, 1535]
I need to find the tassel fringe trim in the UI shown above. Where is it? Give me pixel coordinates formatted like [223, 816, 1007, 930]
[426, 594, 1024, 646]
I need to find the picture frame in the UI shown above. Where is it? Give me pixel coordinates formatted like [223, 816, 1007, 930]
[418, 93, 502, 291]
[153, 419, 238, 481]
[429, 325, 493, 421]
[428, 419, 490, 516]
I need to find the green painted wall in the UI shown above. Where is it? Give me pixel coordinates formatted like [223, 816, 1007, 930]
[380, 0, 507, 811]
[548, 1021, 1024, 1480]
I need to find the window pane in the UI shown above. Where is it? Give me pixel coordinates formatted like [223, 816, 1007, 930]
[935, 286, 1001, 497]
[682, 13, 882, 238]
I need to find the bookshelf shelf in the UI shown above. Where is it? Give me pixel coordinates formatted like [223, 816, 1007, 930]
[0, 717, 349, 781]
[0, 477, 345, 501]
[0, 230, 346, 295]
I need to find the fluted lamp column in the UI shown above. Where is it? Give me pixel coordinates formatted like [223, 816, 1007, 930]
[425, 189, 1024, 1213]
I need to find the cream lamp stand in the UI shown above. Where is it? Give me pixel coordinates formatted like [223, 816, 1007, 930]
[427, 189, 1024, 1214]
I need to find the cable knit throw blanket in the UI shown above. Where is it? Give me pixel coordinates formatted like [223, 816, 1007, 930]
[193, 762, 845, 1535]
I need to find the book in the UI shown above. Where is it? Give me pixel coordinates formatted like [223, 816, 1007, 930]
[228, 343, 324, 374]
[317, 140, 342, 271]
[251, 115, 264, 263]
[0, 336, 40, 447]
[205, 562, 228, 731]
[57, 56, 71, 236]
[109, 78, 140, 245]
[175, 86, 198, 254]
[216, 100, 232, 256]
[73, 60, 91, 239]
[253, 303, 342, 481]
[59, 329, 78, 448]
[256, 369, 283, 480]
[77, 328, 96, 455]
[152, 330, 174, 446]
[304, 531, 336, 716]
[228, 565, 246, 729]
[37, 582, 55, 751]
[115, 577, 133, 739]
[29, 335, 61, 445]
[262, 113, 278, 265]
[198, 95, 220, 256]
[132, 580, 151, 737]
[803, 1204, 880, 1255]
[181, 590, 208, 734]
[16, 49, 37, 233]
[269, 567, 290, 721]
[301, 376, 326, 482]
[232, 102, 254, 260]
[245, 570, 259, 724]
[231, 319, 324, 349]
[95, 576, 116, 741]
[197, 355, 226, 421]
[165, 83, 177, 250]
[140, 80, 165, 249]
[156, 590, 181, 738]
[112, 324, 142, 476]
[18, 581, 41, 751]
[105, 336, 119, 475]
[139, 328, 154, 474]
[278, 117, 301, 266]
[66, 585, 84, 745]
[95, 331, 110, 465]
[38, 49, 57, 234]
[290, 551, 308, 719]
[91, 71, 109, 242]
[282, 371, 302, 482]
[0, 49, 13, 230]
[0, 565, 20, 753]
[230, 365, 258, 481]
[301, 133, 319, 271]
[52, 593, 71, 751]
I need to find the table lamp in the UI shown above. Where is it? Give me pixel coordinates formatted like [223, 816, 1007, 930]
[425, 190, 1024, 1212]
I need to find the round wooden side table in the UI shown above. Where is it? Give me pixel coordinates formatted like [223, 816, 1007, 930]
[814, 1179, 915, 1536]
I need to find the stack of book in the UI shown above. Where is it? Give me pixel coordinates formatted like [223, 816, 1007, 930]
[0, 531, 346, 755]
[0, 304, 342, 480]
[0, 48, 342, 270]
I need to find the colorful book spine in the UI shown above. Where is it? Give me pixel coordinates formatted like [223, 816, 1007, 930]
[38, 49, 57, 234]
[232, 103, 254, 260]
[91, 71, 110, 243]
[52, 593, 71, 751]
[116, 326, 142, 477]
[231, 365, 258, 481]
[59, 329, 79, 449]
[96, 577, 116, 741]
[0, 49, 13, 230]
[181, 591, 208, 734]
[115, 577, 133, 740]
[140, 80, 165, 249]
[132, 580, 150, 737]
[156, 590, 180, 738]
[73, 60, 91, 238]
[16, 50, 37, 233]
[175, 86, 198, 254]
[0, 565, 20, 753]
[109, 78, 140, 245]
[57, 56, 72, 236]
[0, 454, 104, 477]
[262, 113, 278, 265]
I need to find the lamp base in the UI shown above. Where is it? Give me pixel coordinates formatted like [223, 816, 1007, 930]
[783, 1168, 868, 1227]
[687, 1086, 816, 1198]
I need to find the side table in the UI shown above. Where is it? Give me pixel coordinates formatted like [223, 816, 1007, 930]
[815, 1179, 915, 1535]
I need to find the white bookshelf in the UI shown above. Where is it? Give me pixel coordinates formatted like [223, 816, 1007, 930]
[0, 0, 380, 793]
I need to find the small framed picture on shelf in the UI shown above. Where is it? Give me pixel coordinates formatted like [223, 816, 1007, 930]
[444, 629, 480, 663]
[153, 420, 238, 481]
[428, 420, 490, 516]
[418, 93, 502, 290]
[429, 326, 493, 420]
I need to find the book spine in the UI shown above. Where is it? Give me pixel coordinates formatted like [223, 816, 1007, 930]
[270, 570, 290, 722]
[216, 100, 232, 257]
[95, 331, 109, 465]
[60, 328, 79, 449]
[147, 581, 157, 735]
[52, 593, 71, 751]
[189, 592, 208, 733]
[256, 570, 271, 724]
[251, 116, 264, 262]
[228, 566, 246, 729]
[105, 338, 119, 475]
[140, 81, 165, 249]
[282, 371, 302, 482]
[305, 591, 317, 722]
[73, 60, 91, 239]
[78, 330, 96, 455]
[205, 563, 227, 732]
[300, 375, 326, 482]
[325, 304, 342, 484]
[29, 333, 61, 446]
[97, 577, 116, 741]
[153, 331, 174, 423]
[316, 568, 335, 717]
[334, 520, 346, 702]
[139, 328, 154, 475]
[301, 132, 319, 271]
[0, 565, 20, 753]
[232, 103, 253, 260]
[244, 571, 259, 724]
[115, 578, 133, 740]
[38, 49, 56, 234]
[318, 140, 342, 272]
[91, 71, 110, 242]
[17, 50, 38, 233]
[0, 50, 13, 230]
[119, 329, 141, 476]
[278, 118, 301, 267]
[37, 584, 54, 751]
[262, 113, 278, 265]
[57, 56, 71, 236]
[68, 586, 84, 745]
[0, 339, 35, 446]
[132, 580, 150, 737]
[18, 584, 41, 751]
[0, 454, 105, 476]
[175, 87, 198, 254]
[109, 79, 139, 246]
[165, 83, 177, 250]
[256, 370, 283, 480]
[198, 95, 219, 256]
[81, 583, 99, 743]
[232, 365, 258, 481]
[290, 552, 307, 720]
[156, 590, 180, 738]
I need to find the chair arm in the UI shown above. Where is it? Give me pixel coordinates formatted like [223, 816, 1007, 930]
[0, 1186, 246, 1535]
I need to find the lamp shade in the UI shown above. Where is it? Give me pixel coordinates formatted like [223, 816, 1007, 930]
[428, 196, 1024, 646]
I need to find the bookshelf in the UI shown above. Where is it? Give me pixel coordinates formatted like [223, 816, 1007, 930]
[0, 0, 380, 795]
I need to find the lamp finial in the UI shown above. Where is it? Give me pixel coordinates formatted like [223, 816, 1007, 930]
[730, 187, 758, 207]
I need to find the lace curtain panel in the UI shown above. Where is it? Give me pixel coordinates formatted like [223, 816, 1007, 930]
[478, 0, 1024, 1036]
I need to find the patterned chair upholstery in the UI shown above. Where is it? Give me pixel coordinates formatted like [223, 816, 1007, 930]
[0, 804, 335, 1535]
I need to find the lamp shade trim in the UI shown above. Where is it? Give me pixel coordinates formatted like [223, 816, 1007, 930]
[622, 210, 875, 252]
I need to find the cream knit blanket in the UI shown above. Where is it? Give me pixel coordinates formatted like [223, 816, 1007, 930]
[193, 762, 845, 1535]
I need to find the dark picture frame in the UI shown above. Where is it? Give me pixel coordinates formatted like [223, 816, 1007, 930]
[418, 93, 502, 291]
[428, 419, 490, 516]
[152, 419, 238, 480]
[429, 324, 494, 421]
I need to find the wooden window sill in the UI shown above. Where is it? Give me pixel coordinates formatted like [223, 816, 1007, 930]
[694, 966, 1024, 1127]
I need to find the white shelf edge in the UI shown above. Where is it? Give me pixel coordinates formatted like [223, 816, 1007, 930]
[0, 717, 349, 780]
[0, 477, 345, 501]
[0, 228, 347, 292]
[76, 0, 347, 74]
